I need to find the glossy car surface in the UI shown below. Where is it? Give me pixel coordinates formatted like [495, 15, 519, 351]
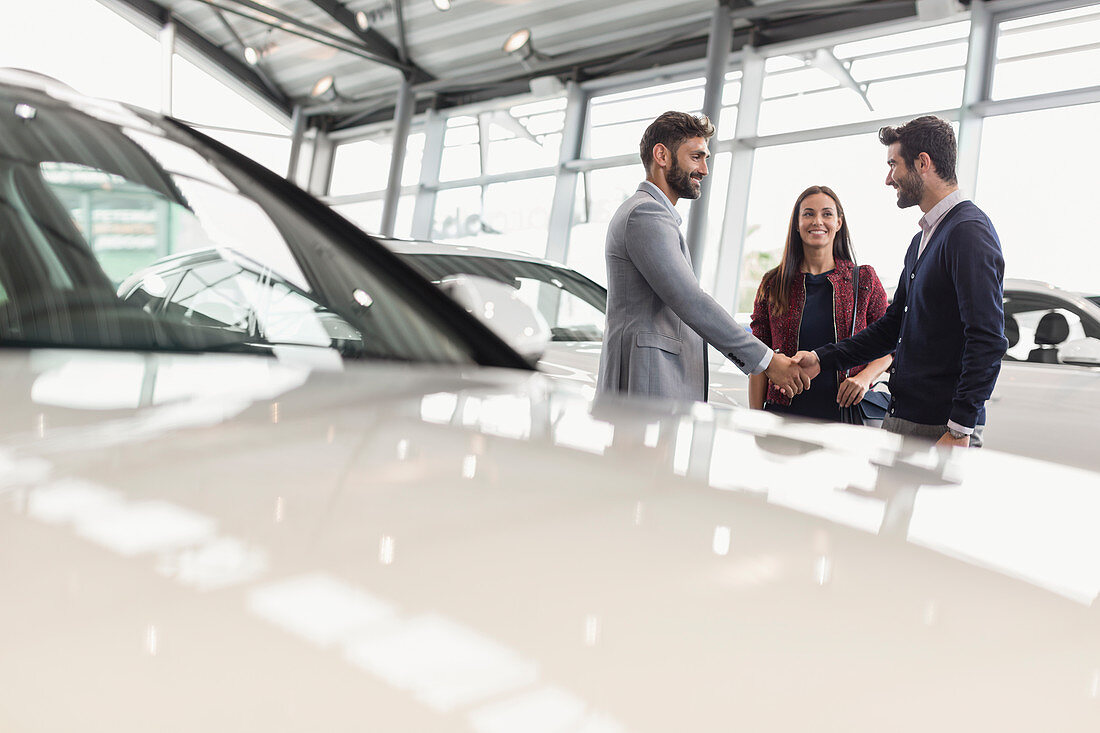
[3, 73, 1100, 732]
[5, 350, 1100, 732]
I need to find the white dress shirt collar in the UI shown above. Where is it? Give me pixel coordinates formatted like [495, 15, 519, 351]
[917, 189, 967, 258]
[639, 180, 682, 225]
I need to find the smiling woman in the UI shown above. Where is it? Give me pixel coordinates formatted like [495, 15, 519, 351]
[748, 185, 893, 421]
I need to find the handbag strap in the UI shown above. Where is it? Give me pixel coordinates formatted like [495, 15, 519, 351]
[849, 262, 860, 338]
[844, 262, 860, 378]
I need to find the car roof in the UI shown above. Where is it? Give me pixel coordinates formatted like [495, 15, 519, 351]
[375, 237, 569, 269]
[1004, 278, 1100, 320]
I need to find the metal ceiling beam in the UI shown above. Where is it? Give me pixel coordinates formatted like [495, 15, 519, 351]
[101, 0, 293, 116]
[324, 0, 918, 128]
[210, 7, 285, 101]
[305, 0, 433, 82]
[190, 0, 410, 70]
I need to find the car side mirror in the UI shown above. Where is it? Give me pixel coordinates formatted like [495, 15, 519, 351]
[437, 274, 551, 363]
[1059, 336, 1100, 367]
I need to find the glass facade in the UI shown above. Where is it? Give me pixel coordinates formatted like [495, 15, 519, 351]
[57, 0, 1097, 315]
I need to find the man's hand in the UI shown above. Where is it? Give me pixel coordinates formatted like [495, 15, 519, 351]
[792, 350, 822, 379]
[765, 352, 812, 398]
[935, 432, 970, 448]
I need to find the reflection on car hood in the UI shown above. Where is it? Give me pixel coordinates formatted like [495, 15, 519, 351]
[2, 348, 1100, 732]
[537, 342, 749, 408]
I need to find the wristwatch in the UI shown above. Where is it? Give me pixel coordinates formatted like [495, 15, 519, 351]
[946, 427, 968, 440]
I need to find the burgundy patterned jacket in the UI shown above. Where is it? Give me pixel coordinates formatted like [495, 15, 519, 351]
[750, 259, 889, 406]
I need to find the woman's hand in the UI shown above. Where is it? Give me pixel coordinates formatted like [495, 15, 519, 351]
[837, 372, 873, 407]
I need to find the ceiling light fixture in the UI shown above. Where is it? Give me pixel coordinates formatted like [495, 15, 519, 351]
[503, 28, 532, 58]
[432, 0, 452, 10]
[310, 74, 340, 102]
[356, 2, 395, 29]
[243, 34, 278, 66]
[502, 28, 552, 71]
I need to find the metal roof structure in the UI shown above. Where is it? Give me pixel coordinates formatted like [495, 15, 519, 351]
[100, 0, 941, 130]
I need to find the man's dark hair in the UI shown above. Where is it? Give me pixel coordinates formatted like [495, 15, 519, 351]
[639, 111, 715, 171]
[878, 115, 958, 184]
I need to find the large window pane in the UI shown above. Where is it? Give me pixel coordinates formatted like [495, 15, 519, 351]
[330, 133, 424, 197]
[992, 4, 1100, 100]
[481, 177, 555, 256]
[697, 151, 732, 294]
[331, 195, 415, 237]
[586, 119, 651, 159]
[440, 147, 480, 182]
[432, 178, 555, 256]
[737, 133, 919, 313]
[587, 78, 705, 159]
[433, 186, 484, 240]
[332, 200, 384, 233]
[199, 128, 291, 175]
[759, 22, 968, 137]
[568, 165, 643, 286]
[567, 153, 732, 292]
[0, 1, 161, 111]
[330, 139, 390, 195]
[172, 56, 289, 135]
[486, 99, 565, 174]
[977, 103, 1100, 293]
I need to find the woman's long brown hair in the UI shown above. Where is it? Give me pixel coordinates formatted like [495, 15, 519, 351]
[760, 185, 855, 316]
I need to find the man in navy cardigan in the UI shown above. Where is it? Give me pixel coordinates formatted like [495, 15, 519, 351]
[794, 116, 1008, 447]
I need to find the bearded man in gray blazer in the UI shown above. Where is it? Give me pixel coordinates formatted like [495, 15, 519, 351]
[597, 111, 809, 403]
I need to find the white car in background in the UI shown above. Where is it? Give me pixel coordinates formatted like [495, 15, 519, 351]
[4, 71, 1100, 732]
[379, 238, 751, 406]
[984, 278, 1100, 471]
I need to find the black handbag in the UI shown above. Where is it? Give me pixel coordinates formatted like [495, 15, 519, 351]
[839, 263, 892, 426]
[858, 387, 891, 423]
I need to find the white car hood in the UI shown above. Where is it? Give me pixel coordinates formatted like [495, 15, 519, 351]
[2, 349, 1099, 732]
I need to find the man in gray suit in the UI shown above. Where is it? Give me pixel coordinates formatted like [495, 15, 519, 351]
[597, 111, 808, 402]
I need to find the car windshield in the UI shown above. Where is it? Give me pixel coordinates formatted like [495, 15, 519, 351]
[396, 252, 608, 342]
[0, 84, 484, 365]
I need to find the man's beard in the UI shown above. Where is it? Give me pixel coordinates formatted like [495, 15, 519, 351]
[895, 168, 923, 209]
[668, 158, 702, 200]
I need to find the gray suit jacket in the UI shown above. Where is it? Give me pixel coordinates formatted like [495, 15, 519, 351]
[597, 182, 770, 402]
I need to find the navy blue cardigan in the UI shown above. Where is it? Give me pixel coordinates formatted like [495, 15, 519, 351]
[815, 200, 1008, 428]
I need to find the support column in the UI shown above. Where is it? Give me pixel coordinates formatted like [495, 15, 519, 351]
[713, 46, 765, 314]
[307, 130, 336, 197]
[411, 108, 447, 239]
[957, 0, 995, 199]
[159, 19, 176, 116]
[539, 81, 588, 323]
[286, 105, 307, 184]
[544, 81, 588, 264]
[685, 1, 733, 275]
[381, 80, 415, 237]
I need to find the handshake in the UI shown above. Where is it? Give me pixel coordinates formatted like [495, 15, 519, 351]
[764, 350, 822, 398]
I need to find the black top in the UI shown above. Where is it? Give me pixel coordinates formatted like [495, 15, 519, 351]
[767, 271, 839, 421]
